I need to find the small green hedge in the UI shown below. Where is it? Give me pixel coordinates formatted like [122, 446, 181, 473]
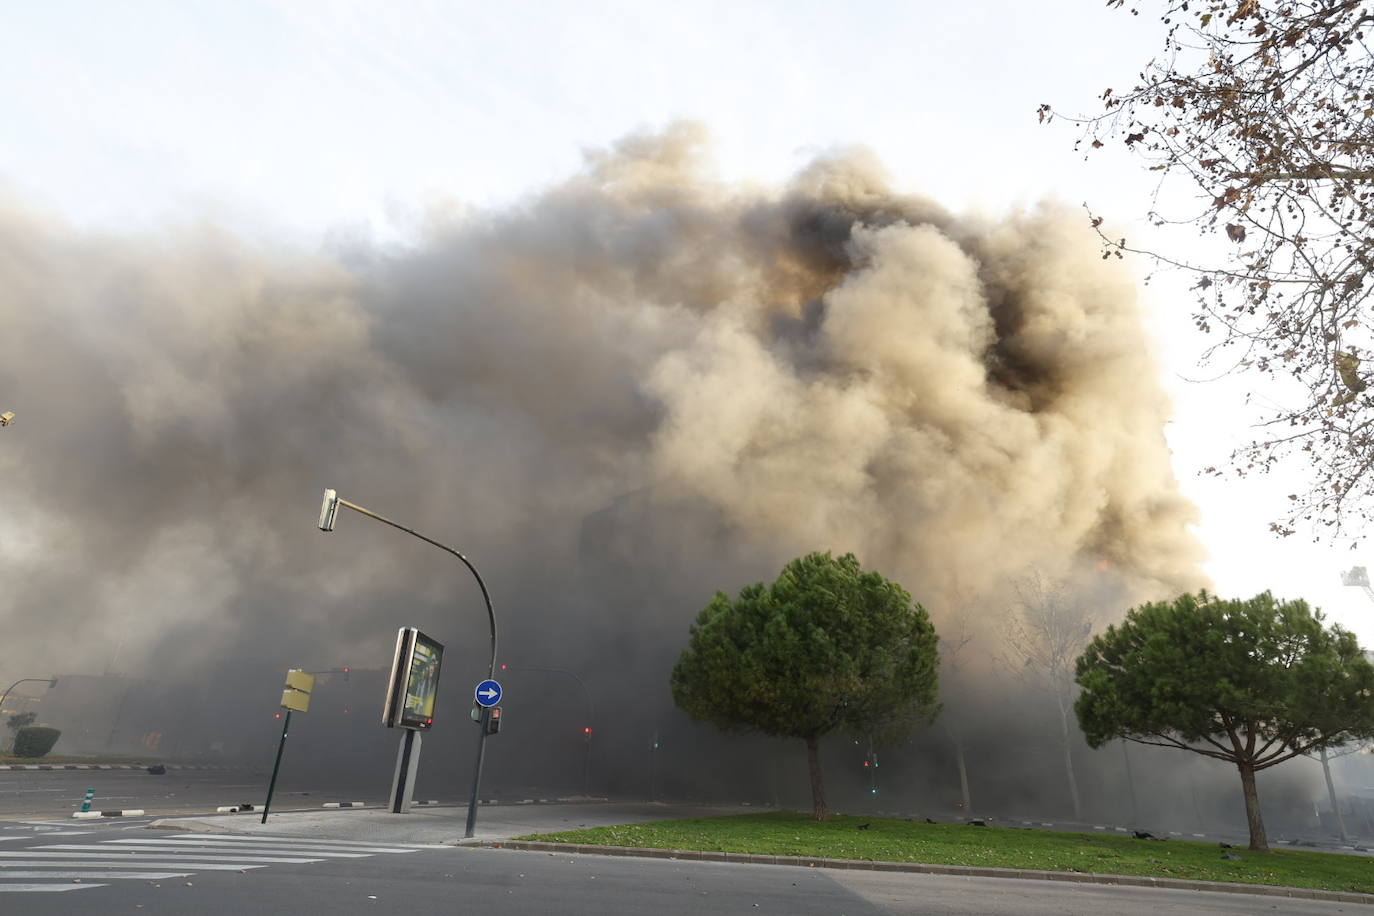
[12, 726, 61, 758]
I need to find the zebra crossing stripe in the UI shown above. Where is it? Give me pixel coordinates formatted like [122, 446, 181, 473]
[60, 843, 371, 858]
[0, 832, 437, 894]
[0, 871, 191, 879]
[0, 851, 326, 864]
[0, 860, 265, 871]
[101, 839, 420, 855]
[169, 833, 442, 850]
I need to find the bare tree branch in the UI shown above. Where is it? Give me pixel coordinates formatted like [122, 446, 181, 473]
[1048, 0, 1374, 537]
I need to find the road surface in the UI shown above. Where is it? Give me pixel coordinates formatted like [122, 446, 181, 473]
[0, 820, 1364, 915]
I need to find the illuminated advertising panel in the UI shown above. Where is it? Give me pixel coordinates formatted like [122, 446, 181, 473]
[383, 627, 444, 730]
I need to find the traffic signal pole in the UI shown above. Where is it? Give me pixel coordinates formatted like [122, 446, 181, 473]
[466, 707, 493, 837]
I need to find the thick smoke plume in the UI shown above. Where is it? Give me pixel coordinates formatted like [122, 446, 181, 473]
[1, 124, 1204, 800]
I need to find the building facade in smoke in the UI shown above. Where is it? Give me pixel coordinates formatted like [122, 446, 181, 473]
[1, 122, 1210, 817]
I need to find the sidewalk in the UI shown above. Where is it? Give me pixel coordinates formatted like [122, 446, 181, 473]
[150, 800, 749, 846]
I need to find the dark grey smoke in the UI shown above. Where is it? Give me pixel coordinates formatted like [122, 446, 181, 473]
[1, 122, 1219, 822]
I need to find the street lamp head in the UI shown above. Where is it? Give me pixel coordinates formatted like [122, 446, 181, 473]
[318, 488, 340, 532]
[0, 411, 14, 426]
[1342, 566, 1370, 588]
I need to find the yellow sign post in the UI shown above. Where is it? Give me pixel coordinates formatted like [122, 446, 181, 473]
[263, 669, 314, 823]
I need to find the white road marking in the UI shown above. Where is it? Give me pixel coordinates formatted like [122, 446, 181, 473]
[0, 826, 438, 894]
[0, 859, 266, 871]
[1, 851, 325, 863]
[103, 839, 418, 854]
[0, 871, 191, 879]
[21, 831, 92, 837]
[65, 843, 370, 858]
[170, 833, 445, 850]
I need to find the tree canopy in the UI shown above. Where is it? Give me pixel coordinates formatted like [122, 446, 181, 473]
[1042, 0, 1374, 535]
[1075, 590, 1374, 850]
[670, 551, 940, 820]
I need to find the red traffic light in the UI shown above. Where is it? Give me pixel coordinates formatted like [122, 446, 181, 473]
[583, 727, 592, 734]
[500, 664, 508, 670]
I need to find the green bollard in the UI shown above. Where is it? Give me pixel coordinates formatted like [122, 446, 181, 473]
[80, 788, 95, 813]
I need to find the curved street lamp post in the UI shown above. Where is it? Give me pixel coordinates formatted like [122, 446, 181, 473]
[317, 489, 498, 839]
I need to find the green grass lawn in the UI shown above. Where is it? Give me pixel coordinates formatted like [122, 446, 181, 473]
[517, 811, 1374, 895]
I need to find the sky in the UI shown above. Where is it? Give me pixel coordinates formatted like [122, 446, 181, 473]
[1, 0, 1370, 654]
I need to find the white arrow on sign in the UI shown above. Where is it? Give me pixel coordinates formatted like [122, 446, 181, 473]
[478, 687, 498, 700]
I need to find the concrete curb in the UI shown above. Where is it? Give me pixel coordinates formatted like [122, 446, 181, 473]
[493, 841, 1374, 906]
[72, 809, 147, 819]
[0, 764, 244, 771]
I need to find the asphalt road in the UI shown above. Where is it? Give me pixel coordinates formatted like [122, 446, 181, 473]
[2, 770, 1369, 913]
[0, 820, 1364, 916]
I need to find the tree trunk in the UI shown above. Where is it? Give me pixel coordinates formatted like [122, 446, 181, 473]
[1057, 694, 1081, 820]
[805, 736, 828, 821]
[1319, 746, 1351, 844]
[1120, 740, 1140, 826]
[1237, 761, 1269, 852]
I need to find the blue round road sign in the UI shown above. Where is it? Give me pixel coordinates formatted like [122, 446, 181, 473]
[474, 679, 503, 708]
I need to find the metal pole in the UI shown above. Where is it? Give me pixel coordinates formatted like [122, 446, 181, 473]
[465, 707, 492, 837]
[326, 495, 499, 838]
[0, 678, 52, 716]
[584, 731, 593, 798]
[390, 728, 422, 814]
[651, 732, 659, 803]
[334, 498, 497, 679]
[261, 710, 292, 824]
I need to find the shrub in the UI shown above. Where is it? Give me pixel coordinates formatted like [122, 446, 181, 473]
[12, 726, 61, 758]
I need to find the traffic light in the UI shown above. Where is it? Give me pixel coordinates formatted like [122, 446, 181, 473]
[487, 707, 502, 735]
